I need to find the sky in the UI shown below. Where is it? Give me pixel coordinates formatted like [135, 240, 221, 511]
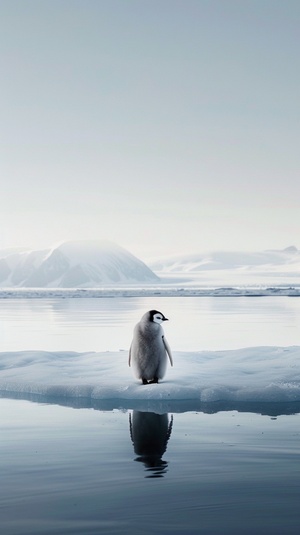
[1, 0, 299, 260]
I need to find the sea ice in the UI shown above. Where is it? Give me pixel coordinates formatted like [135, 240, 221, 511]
[1, 346, 300, 411]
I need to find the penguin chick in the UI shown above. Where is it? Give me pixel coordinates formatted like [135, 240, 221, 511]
[128, 310, 173, 384]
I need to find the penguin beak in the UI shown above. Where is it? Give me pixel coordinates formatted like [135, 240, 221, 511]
[163, 317, 169, 321]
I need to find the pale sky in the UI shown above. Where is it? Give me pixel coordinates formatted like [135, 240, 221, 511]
[1, 0, 299, 260]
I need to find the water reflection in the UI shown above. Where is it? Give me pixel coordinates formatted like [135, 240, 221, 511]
[2, 391, 300, 416]
[2, 295, 300, 352]
[129, 411, 173, 478]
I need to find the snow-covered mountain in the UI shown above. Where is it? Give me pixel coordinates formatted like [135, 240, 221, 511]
[1, 243, 299, 289]
[147, 246, 300, 287]
[0, 241, 159, 287]
[149, 246, 300, 273]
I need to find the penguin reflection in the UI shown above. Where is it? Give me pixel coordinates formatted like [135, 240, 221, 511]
[129, 411, 173, 478]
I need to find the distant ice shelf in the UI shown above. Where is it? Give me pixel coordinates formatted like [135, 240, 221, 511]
[0, 286, 300, 298]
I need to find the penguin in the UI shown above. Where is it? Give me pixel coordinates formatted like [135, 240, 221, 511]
[128, 310, 173, 384]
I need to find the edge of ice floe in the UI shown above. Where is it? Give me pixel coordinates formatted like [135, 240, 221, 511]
[1, 346, 300, 414]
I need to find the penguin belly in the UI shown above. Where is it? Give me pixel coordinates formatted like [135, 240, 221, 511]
[131, 327, 167, 381]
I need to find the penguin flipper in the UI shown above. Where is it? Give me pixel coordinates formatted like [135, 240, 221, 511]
[128, 344, 132, 367]
[162, 336, 173, 366]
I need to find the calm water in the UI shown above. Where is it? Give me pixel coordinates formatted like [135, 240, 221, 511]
[1, 296, 300, 352]
[1, 399, 300, 535]
[1, 297, 300, 534]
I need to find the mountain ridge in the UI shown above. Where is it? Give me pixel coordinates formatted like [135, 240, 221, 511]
[148, 246, 300, 273]
[0, 240, 159, 287]
[1, 242, 299, 287]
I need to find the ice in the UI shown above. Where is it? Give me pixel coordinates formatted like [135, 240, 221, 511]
[1, 242, 300, 290]
[1, 346, 300, 411]
[0, 287, 300, 298]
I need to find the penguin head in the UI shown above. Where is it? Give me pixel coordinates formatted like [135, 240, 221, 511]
[149, 310, 169, 324]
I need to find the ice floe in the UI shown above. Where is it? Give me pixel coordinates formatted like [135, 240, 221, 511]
[1, 346, 300, 413]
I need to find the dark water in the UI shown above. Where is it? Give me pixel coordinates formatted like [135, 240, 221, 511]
[1, 399, 300, 535]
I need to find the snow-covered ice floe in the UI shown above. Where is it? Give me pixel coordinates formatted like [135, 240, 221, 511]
[1, 347, 300, 414]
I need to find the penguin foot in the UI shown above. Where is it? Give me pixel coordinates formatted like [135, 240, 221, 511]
[141, 377, 159, 385]
[148, 376, 159, 384]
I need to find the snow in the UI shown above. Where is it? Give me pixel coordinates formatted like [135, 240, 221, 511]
[1, 346, 300, 411]
[0, 240, 158, 287]
[149, 246, 300, 288]
[149, 246, 300, 272]
[1, 242, 300, 289]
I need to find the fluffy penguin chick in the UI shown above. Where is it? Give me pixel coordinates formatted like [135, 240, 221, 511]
[128, 310, 173, 384]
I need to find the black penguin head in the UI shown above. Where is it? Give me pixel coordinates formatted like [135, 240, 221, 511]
[149, 310, 169, 324]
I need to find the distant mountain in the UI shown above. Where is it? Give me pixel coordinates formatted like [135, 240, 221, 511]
[149, 246, 300, 273]
[0, 241, 159, 287]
